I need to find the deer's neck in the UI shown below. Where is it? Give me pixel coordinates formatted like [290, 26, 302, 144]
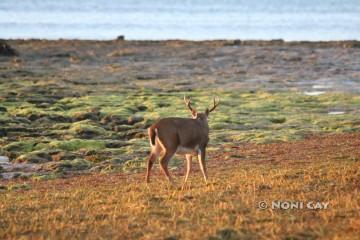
[198, 119, 209, 135]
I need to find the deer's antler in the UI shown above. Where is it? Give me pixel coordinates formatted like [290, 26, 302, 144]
[184, 96, 196, 112]
[208, 97, 220, 113]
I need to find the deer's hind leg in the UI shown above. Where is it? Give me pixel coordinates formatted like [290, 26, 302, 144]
[145, 142, 162, 183]
[159, 150, 176, 185]
[198, 148, 208, 184]
[145, 152, 157, 183]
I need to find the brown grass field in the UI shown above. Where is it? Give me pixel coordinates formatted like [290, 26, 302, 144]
[1, 39, 360, 239]
[1, 133, 359, 240]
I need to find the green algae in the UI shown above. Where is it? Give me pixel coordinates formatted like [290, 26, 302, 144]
[54, 159, 93, 171]
[2, 141, 37, 154]
[31, 172, 65, 181]
[1, 89, 359, 177]
[16, 150, 52, 163]
[47, 139, 106, 151]
[68, 120, 107, 138]
[6, 183, 31, 191]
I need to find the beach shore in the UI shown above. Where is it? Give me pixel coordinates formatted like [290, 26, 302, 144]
[1, 39, 360, 178]
[0, 39, 360, 239]
[2, 39, 360, 94]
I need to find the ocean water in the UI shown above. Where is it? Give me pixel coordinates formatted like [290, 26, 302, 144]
[0, 0, 359, 41]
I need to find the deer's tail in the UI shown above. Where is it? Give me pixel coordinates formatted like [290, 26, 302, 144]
[148, 127, 156, 146]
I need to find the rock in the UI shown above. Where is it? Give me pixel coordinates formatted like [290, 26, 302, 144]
[113, 124, 133, 132]
[285, 55, 302, 62]
[27, 113, 46, 121]
[69, 121, 106, 139]
[105, 140, 130, 148]
[25, 97, 56, 105]
[112, 125, 131, 133]
[35, 103, 51, 108]
[73, 112, 98, 121]
[116, 35, 125, 41]
[133, 122, 146, 129]
[270, 117, 286, 124]
[127, 115, 144, 125]
[13, 117, 31, 124]
[0, 41, 18, 56]
[136, 105, 147, 111]
[74, 128, 99, 139]
[100, 115, 111, 125]
[0, 128, 6, 137]
[1, 172, 23, 180]
[51, 151, 78, 161]
[55, 159, 93, 171]
[210, 228, 240, 240]
[73, 108, 101, 121]
[125, 129, 145, 139]
[142, 118, 154, 128]
[157, 103, 170, 108]
[84, 150, 97, 156]
[258, 184, 272, 190]
[0, 106, 7, 112]
[134, 132, 146, 138]
[9, 183, 31, 190]
[351, 42, 360, 48]
[83, 150, 112, 163]
[51, 52, 72, 58]
[101, 114, 128, 125]
[3, 141, 35, 153]
[0, 156, 9, 163]
[16, 151, 52, 163]
[110, 157, 128, 165]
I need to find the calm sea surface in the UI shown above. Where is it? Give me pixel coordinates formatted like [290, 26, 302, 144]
[0, 0, 359, 40]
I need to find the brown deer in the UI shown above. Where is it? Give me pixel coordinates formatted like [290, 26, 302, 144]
[145, 96, 219, 186]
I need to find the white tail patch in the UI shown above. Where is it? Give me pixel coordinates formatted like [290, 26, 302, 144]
[155, 128, 167, 152]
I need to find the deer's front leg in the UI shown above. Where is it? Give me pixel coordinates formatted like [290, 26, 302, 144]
[198, 148, 208, 184]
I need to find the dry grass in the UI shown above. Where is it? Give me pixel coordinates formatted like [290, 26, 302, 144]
[1, 133, 360, 240]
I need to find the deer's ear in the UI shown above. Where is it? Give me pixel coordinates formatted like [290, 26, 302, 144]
[192, 110, 197, 118]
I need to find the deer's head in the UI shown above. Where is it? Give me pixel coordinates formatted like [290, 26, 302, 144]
[184, 96, 220, 123]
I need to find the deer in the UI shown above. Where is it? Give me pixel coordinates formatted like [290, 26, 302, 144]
[145, 96, 219, 187]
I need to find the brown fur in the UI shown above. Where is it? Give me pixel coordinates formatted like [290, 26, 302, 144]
[145, 97, 219, 187]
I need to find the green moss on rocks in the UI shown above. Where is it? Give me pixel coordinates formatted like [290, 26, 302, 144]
[48, 139, 106, 151]
[55, 159, 93, 171]
[32, 172, 65, 181]
[8, 183, 31, 191]
[16, 150, 52, 163]
[1, 89, 360, 178]
[69, 120, 107, 138]
[2, 141, 36, 153]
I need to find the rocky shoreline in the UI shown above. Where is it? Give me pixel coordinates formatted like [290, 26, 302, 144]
[0, 39, 359, 180]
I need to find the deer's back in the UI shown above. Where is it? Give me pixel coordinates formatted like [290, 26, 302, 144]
[151, 117, 208, 150]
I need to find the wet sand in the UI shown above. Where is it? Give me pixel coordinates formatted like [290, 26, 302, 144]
[1, 39, 360, 95]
